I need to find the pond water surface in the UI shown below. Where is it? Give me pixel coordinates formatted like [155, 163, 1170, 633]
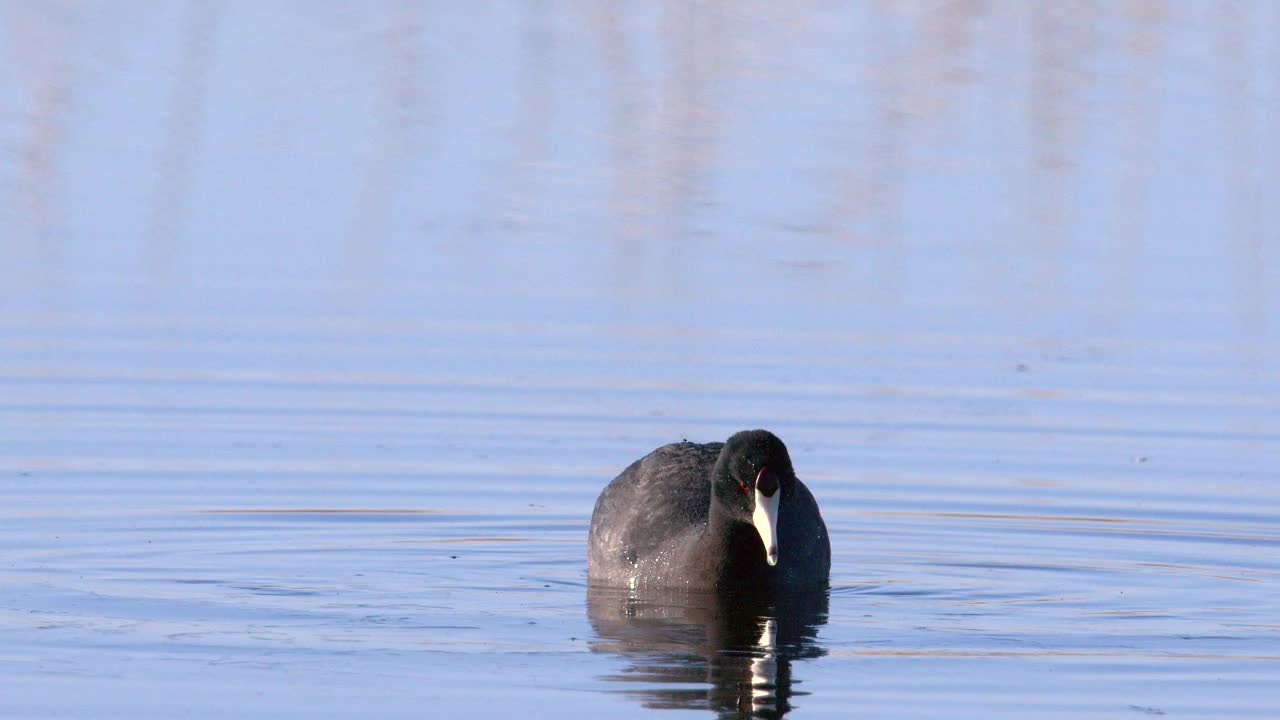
[2, 3, 1278, 718]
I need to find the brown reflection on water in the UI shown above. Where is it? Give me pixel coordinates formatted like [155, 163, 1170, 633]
[592, 2, 650, 297]
[1216, 2, 1276, 442]
[1101, 0, 1167, 326]
[4, 2, 79, 283]
[1217, 2, 1270, 339]
[341, 0, 427, 291]
[495, 0, 556, 233]
[147, 0, 219, 285]
[1024, 2, 1093, 309]
[655, 2, 723, 248]
[862, 3, 907, 303]
[0, 1, 1276, 344]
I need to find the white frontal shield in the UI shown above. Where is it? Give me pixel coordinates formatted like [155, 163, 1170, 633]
[752, 488, 780, 566]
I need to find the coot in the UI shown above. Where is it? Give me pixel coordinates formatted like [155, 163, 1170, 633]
[588, 430, 830, 591]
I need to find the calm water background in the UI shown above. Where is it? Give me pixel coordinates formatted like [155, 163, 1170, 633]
[1, 2, 1278, 718]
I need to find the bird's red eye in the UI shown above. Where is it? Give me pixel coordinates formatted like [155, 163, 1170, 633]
[738, 479, 749, 493]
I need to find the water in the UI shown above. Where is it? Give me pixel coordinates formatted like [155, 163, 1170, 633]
[1, 2, 1278, 718]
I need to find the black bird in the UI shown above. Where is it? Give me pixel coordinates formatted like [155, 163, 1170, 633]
[588, 430, 830, 592]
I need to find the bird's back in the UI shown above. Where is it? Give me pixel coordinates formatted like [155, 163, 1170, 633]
[587, 441, 722, 586]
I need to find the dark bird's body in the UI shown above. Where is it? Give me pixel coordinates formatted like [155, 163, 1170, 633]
[588, 430, 830, 592]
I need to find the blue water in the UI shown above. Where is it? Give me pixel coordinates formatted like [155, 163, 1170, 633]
[1, 2, 1278, 718]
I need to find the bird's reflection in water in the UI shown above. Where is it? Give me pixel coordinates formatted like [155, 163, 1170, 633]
[587, 586, 828, 718]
